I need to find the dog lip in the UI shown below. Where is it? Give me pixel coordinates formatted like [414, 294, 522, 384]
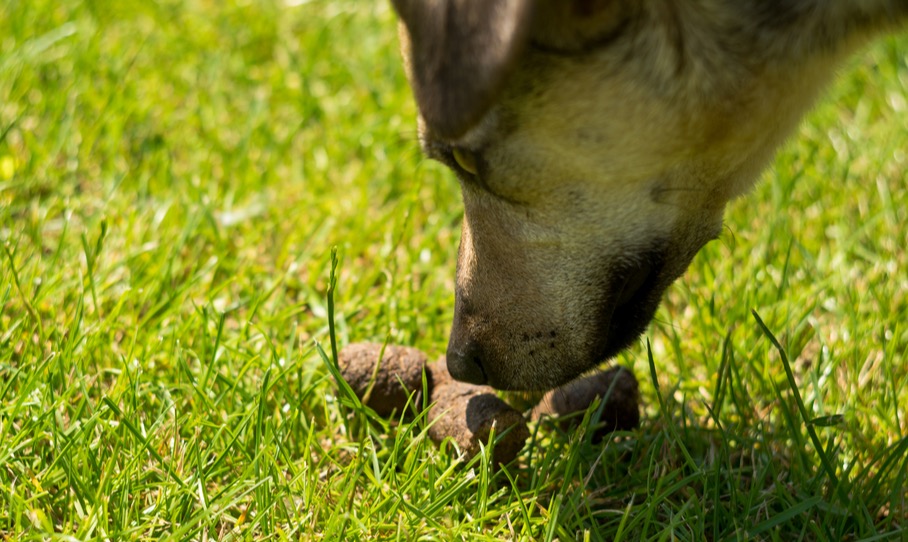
[614, 261, 653, 309]
[592, 253, 667, 364]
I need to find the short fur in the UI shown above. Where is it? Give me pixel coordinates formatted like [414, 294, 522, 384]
[391, 0, 908, 390]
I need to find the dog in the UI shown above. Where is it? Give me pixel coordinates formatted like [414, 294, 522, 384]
[390, 0, 907, 391]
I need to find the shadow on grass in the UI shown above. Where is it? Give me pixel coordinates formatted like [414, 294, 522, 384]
[492, 377, 907, 541]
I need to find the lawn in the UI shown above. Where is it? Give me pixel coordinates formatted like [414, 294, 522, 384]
[1, 1, 906, 540]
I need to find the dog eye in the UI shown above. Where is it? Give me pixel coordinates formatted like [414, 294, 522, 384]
[452, 147, 479, 175]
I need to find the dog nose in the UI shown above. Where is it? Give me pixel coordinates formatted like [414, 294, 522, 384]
[446, 339, 488, 385]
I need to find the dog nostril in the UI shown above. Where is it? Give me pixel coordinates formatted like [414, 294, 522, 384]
[446, 341, 488, 385]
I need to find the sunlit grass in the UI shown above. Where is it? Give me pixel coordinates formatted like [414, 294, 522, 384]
[1, 1, 906, 539]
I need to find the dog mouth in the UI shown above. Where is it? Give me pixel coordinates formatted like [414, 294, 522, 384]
[615, 261, 654, 309]
[593, 253, 667, 364]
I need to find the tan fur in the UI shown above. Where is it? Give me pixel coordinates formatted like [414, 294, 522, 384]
[392, 0, 908, 390]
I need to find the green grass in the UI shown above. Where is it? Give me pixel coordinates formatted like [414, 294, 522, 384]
[1, 1, 906, 539]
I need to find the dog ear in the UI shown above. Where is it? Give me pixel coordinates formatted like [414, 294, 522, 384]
[392, 0, 534, 140]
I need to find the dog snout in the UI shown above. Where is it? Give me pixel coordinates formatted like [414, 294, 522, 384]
[446, 338, 488, 385]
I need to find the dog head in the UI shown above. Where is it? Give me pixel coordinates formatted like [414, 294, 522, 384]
[392, 0, 836, 390]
